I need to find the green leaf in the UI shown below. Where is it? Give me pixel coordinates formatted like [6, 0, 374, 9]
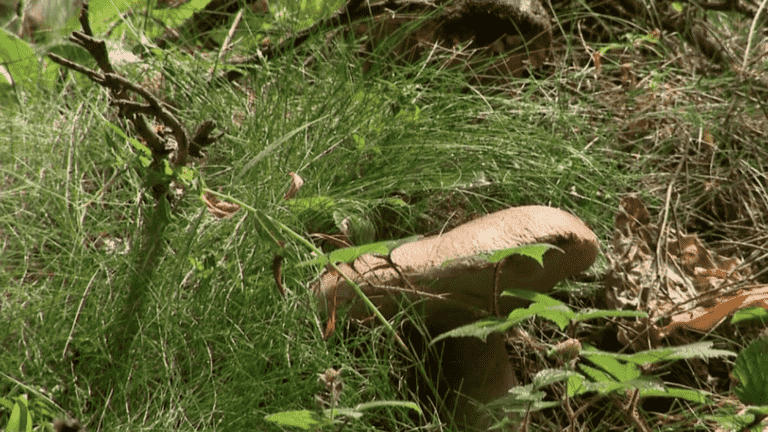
[531, 369, 580, 389]
[639, 386, 710, 403]
[581, 354, 640, 382]
[506, 302, 574, 331]
[734, 335, 768, 405]
[501, 289, 565, 306]
[567, 372, 589, 397]
[300, 235, 421, 267]
[582, 342, 735, 366]
[476, 243, 557, 265]
[430, 317, 513, 344]
[484, 383, 547, 410]
[264, 410, 332, 430]
[731, 307, 768, 324]
[432, 291, 575, 344]
[5, 396, 32, 432]
[353, 400, 421, 413]
[442, 243, 557, 267]
[317, 401, 421, 426]
[0, 29, 39, 90]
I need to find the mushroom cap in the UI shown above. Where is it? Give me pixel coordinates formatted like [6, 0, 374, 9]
[314, 205, 598, 330]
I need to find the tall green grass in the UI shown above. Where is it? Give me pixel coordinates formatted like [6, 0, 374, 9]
[0, 1, 642, 431]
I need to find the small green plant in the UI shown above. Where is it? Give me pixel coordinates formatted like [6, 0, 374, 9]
[730, 333, 768, 430]
[265, 401, 421, 430]
[0, 393, 58, 432]
[0, 395, 33, 432]
[433, 289, 735, 415]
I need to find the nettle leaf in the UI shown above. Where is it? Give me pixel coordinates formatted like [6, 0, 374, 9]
[442, 243, 557, 267]
[474, 243, 557, 265]
[501, 289, 564, 306]
[734, 335, 768, 405]
[349, 400, 421, 413]
[506, 302, 574, 331]
[640, 387, 710, 403]
[581, 355, 640, 382]
[267, 401, 420, 429]
[300, 235, 421, 267]
[485, 383, 559, 412]
[585, 376, 665, 395]
[433, 291, 576, 344]
[430, 317, 513, 344]
[582, 342, 735, 366]
[532, 369, 580, 389]
[264, 410, 332, 430]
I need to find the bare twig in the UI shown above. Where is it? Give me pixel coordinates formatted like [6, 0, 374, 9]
[742, 0, 768, 70]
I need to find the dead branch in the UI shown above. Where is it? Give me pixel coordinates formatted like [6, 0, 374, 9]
[47, 1, 222, 167]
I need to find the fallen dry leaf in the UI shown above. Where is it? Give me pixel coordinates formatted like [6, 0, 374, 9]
[202, 190, 241, 219]
[283, 171, 304, 200]
[663, 285, 768, 335]
[605, 195, 765, 348]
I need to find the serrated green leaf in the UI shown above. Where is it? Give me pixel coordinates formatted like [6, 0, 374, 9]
[734, 336, 768, 405]
[442, 243, 557, 267]
[477, 243, 557, 265]
[501, 289, 565, 307]
[507, 302, 574, 330]
[567, 372, 589, 397]
[432, 292, 575, 344]
[300, 235, 421, 267]
[326, 407, 364, 419]
[582, 342, 735, 366]
[353, 400, 421, 413]
[430, 317, 513, 344]
[484, 384, 548, 410]
[583, 354, 640, 381]
[639, 386, 710, 403]
[585, 376, 664, 394]
[264, 410, 331, 429]
[532, 369, 579, 389]
[579, 363, 619, 384]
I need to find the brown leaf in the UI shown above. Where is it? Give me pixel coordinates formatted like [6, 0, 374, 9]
[272, 255, 285, 298]
[283, 171, 304, 200]
[664, 285, 768, 334]
[202, 190, 241, 219]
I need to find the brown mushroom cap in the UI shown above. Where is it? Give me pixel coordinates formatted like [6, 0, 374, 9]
[314, 205, 598, 330]
[313, 205, 598, 431]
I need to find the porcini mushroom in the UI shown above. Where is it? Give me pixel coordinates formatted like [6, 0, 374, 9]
[313, 205, 598, 430]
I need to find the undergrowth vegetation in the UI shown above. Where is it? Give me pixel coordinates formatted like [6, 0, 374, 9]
[1, 0, 767, 430]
